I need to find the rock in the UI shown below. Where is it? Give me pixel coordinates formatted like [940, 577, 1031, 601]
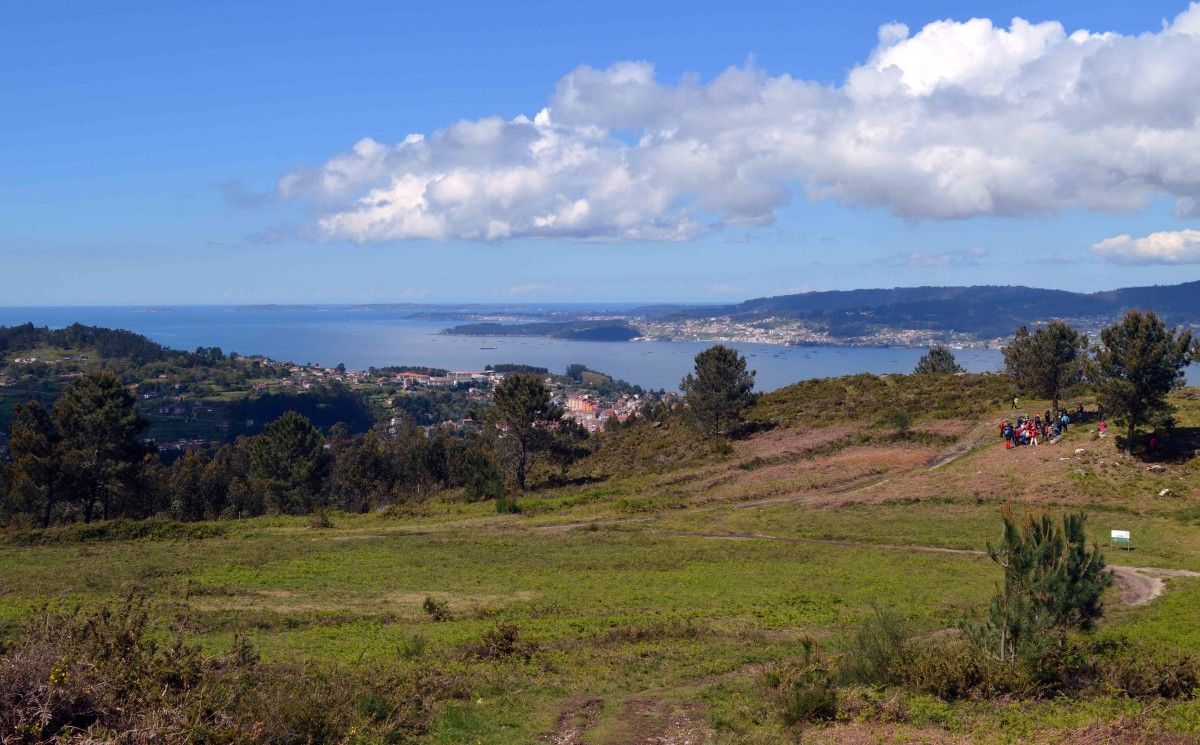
[1159, 489, 1173, 498]
[1074, 448, 1087, 456]
[1147, 464, 1167, 474]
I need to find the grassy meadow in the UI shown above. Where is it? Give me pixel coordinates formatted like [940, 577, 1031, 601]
[3, 374, 1200, 743]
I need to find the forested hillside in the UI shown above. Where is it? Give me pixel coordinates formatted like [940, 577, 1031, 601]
[673, 280, 1200, 339]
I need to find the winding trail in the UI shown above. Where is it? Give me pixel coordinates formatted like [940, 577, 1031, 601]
[534, 531, 1200, 743]
[695, 530, 1200, 606]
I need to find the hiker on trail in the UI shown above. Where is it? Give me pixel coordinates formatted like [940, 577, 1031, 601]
[1003, 420, 1014, 448]
[1013, 396, 1019, 409]
[1098, 420, 1108, 438]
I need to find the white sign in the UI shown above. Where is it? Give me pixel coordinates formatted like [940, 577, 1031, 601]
[1111, 530, 1131, 543]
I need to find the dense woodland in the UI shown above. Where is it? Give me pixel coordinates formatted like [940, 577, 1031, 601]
[0, 369, 597, 527]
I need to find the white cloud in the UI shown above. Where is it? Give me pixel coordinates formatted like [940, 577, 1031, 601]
[280, 3, 1200, 242]
[1089, 229, 1200, 264]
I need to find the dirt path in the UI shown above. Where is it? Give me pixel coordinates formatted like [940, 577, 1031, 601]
[534, 536, 1198, 744]
[734, 427, 992, 510]
[926, 432, 994, 470]
[541, 698, 603, 745]
[620, 698, 716, 745]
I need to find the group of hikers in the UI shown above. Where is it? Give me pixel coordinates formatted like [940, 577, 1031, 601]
[999, 402, 1100, 449]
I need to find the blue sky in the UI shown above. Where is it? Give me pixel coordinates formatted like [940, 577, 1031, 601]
[3, 1, 1199, 305]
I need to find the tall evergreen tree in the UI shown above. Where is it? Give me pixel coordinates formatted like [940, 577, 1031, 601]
[680, 345, 756, 437]
[248, 411, 330, 514]
[53, 370, 148, 522]
[1003, 322, 1088, 412]
[548, 417, 589, 477]
[913, 345, 965, 375]
[1089, 310, 1196, 456]
[332, 430, 395, 512]
[7, 400, 63, 527]
[490, 373, 557, 491]
[460, 449, 504, 502]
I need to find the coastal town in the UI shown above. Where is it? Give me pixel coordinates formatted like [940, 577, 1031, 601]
[1, 342, 669, 460]
[634, 316, 999, 349]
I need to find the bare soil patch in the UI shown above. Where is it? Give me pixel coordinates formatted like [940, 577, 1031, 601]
[732, 425, 858, 459]
[541, 697, 603, 745]
[806, 722, 968, 744]
[617, 698, 715, 745]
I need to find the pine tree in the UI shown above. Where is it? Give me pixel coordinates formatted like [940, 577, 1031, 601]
[913, 345, 965, 375]
[964, 511, 1112, 665]
[7, 400, 63, 527]
[680, 345, 756, 437]
[1089, 310, 1196, 456]
[1003, 321, 1088, 413]
[53, 370, 148, 522]
[248, 411, 330, 514]
[490, 373, 558, 491]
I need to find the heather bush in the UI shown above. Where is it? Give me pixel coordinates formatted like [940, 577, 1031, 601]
[0, 596, 468, 743]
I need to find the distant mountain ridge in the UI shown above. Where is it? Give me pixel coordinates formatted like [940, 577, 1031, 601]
[673, 280, 1200, 339]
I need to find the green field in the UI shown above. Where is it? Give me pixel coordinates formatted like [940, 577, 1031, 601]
[3, 379, 1200, 742]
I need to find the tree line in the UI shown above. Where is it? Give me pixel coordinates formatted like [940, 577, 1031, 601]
[916, 310, 1196, 455]
[0, 370, 594, 527]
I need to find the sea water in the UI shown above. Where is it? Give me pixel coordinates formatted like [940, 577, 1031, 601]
[2, 305, 1194, 392]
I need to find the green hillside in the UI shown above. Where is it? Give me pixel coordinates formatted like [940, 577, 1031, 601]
[3, 371, 1200, 743]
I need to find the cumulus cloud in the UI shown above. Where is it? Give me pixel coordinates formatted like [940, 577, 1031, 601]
[280, 4, 1200, 242]
[1089, 229, 1200, 264]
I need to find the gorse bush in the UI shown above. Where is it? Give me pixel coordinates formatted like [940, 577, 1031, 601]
[1087, 636, 1199, 700]
[308, 507, 334, 529]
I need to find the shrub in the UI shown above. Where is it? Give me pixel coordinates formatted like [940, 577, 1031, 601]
[765, 638, 838, 727]
[0, 596, 468, 743]
[902, 639, 1034, 700]
[838, 604, 912, 686]
[469, 622, 537, 661]
[1090, 637, 1200, 699]
[422, 596, 451, 622]
[4, 518, 226, 545]
[308, 507, 334, 529]
[495, 492, 521, 514]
